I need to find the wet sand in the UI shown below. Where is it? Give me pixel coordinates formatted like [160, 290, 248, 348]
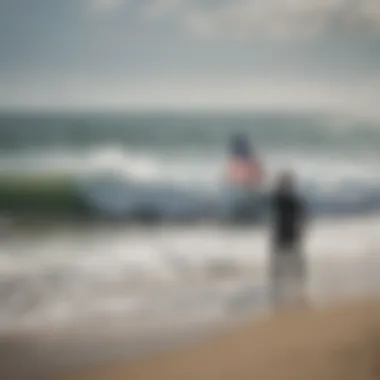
[0, 316, 231, 380]
[54, 299, 380, 380]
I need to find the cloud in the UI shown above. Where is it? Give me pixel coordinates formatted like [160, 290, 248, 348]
[143, 0, 186, 18]
[144, 0, 380, 40]
[88, 0, 127, 13]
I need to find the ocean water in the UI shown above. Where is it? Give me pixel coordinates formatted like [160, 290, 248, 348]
[0, 218, 380, 332]
[1, 111, 380, 218]
[0, 111, 380, 331]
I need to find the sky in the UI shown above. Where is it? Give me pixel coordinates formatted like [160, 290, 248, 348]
[1, 0, 380, 114]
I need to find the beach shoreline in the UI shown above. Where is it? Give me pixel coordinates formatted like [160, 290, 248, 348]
[0, 216, 378, 379]
[0, 292, 379, 380]
[55, 298, 380, 380]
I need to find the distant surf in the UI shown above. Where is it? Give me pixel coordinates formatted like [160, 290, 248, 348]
[0, 111, 380, 220]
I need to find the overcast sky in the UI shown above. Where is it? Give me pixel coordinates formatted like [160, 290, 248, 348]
[1, 0, 380, 114]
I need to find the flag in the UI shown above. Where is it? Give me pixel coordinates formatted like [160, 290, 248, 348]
[227, 134, 264, 188]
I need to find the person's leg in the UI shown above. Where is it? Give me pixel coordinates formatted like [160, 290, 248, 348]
[269, 244, 308, 310]
[288, 245, 309, 308]
[268, 247, 287, 309]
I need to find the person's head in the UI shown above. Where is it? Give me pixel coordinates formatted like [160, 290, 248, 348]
[230, 133, 253, 157]
[276, 170, 295, 193]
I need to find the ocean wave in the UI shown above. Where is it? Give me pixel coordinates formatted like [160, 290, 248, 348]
[0, 146, 379, 220]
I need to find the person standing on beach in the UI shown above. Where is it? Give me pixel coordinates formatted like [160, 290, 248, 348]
[270, 171, 308, 308]
[226, 134, 265, 223]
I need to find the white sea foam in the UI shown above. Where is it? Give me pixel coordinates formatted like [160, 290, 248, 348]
[0, 216, 379, 331]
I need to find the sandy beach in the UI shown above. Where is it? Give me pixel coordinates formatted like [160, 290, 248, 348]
[0, 296, 379, 380]
[55, 299, 380, 380]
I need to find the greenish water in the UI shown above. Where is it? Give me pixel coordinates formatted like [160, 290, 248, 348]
[0, 175, 86, 217]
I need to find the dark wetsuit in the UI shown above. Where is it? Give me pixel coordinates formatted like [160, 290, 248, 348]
[272, 190, 306, 250]
[270, 189, 308, 306]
